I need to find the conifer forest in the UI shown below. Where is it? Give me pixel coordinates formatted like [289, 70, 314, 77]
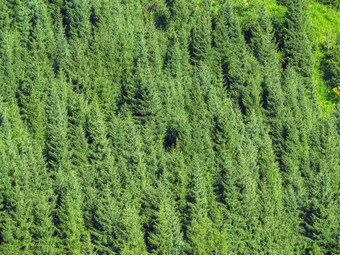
[0, 0, 340, 254]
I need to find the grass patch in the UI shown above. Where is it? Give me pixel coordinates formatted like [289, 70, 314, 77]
[309, 1, 340, 113]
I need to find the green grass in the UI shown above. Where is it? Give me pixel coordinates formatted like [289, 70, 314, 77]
[309, 1, 340, 113]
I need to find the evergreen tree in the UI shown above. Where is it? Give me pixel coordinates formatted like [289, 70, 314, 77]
[126, 33, 163, 128]
[54, 9, 70, 73]
[91, 187, 119, 254]
[211, 95, 261, 252]
[18, 1, 55, 150]
[109, 108, 144, 190]
[282, 0, 314, 82]
[247, 112, 289, 253]
[164, 148, 190, 220]
[305, 119, 340, 254]
[45, 76, 70, 176]
[56, 171, 91, 254]
[251, 7, 286, 158]
[148, 180, 184, 255]
[0, 105, 35, 253]
[279, 68, 312, 252]
[185, 159, 218, 254]
[86, 103, 121, 252]
[0, 2, 16, 103]
[66, 37, 91, 95]
[67, 91, 89, 177]
[62, 0, 91, 40]
[190, 0, 213, 64]
[213, 0, 262, 116]
[20, 130, 57, 254]
[115, 190, 148, 255]
[87, 103, 117, 193]
[170, 0, 195, 46]
[0, 1, 339, 254]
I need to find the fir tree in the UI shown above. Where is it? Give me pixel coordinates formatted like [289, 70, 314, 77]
[115, 190, 148, 255]
[0, 3, 16, 103]
[91, 187, 119, 254]
[0, 105, 35, 253]
[185, 159, 216, 254]
[45, 76, 70, 176]
[190, 0, 213, 64]
[326, 32, 340, 89]
[213, 0, 262, 116]
[282, 0, 314, 82]
[148, 180, 184, 255]
[305, 119, 340, 254]
[0, 1, 339, 254]
[62, 0, 91, 40]
[55, 171, 91, 254]
[126, 33, 163, 127]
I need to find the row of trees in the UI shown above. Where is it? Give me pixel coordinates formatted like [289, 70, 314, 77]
[0, 0, 339, 254]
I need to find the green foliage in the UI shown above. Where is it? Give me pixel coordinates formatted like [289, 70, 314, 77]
[214, 0, 262, 116]
[56, 171, 90, 254]
[45, 76, 70, 175]
[282, 0, 314, 83]
[0, 0, 339, 254]
[306, 119, 340, 253]
[326, 33, 340, 90]
[148, 180, 184, 255]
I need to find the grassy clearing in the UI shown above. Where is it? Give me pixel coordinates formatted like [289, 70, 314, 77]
[309, 1, 340, 113]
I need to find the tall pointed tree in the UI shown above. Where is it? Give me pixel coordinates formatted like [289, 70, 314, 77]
[213, 0, 262, 116]
[282, 0, 314, 84]
[305, 118, 340, 254]
[45, 75, 70, 176]
[148, 180, 184, 255]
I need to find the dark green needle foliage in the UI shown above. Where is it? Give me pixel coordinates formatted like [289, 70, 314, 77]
[281, 0, 314, 86]
[305, 118, 340, 254]
[45, 76, 70, 176]
[0, 0, 339, 254]
[148, 180, 183, 255]
[55, 171, 90, 254]
[213, 0, 262, 117]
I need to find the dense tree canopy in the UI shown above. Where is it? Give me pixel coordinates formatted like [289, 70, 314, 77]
[0, 0, 339, 254]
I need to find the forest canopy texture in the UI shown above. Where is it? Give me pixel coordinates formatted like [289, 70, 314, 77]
[0, 0, 340, 254]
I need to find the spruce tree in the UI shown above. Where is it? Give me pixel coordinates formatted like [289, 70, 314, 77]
[251, 6, 284, 122]
[190, 0, 213, 64]
[0, 1, 339, 254]
[54, 9, 70, 73]
[213, 0, 262, 116]
[86, 103, 121, 251]
[279, 68, 311, 253]
[326, 32, 340, 89]
[115, 190, 148, 255]
[20, 131, 57, 254]
[91, 187, 120, 254]
[126, 33, 163, 128]
[148, 180, 184, 255]
[246, 112, 289, 253]
[305, 119, 340, 254]
[56, 170, 91, 254]
[67, 91, 89, 177]
[45, 76, 70, 176]
[62, 0, 91, 40]
[0, 105, 35, 254]
[282, 0, 314, 82]
[87, 103, 117, 193]
[185, 158, 221, 255]
[210, 96, 261, 252]
[0, 2, 16, 103]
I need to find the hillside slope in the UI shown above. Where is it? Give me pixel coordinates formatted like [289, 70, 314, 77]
[0, 0, 339, 254]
